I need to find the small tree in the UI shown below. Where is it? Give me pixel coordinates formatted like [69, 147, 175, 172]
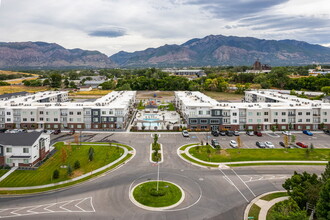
[141, 125, 146, 131]
[316, 178, 330, 219]
[53, 169, 59, 179]
[237, 136, 242, 149]
[284, 135, 289, 147]
[74, 160, 80, 169]
[153, 134, 158, 144]
[291, 135, 296, 144]
[321, 161, 330, 183]
[166, 124, 170, 130]
[61, 147, 67, 164]
[269, 198, 307, 220]
[89, 147, 94, 161]
[310, 143, 314, 151]
[67, 164, 73, 176]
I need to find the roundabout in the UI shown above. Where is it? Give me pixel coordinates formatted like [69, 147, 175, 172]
[130, 180, 185, 211]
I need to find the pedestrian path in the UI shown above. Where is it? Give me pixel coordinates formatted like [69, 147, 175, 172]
[0, 166, 18, 183]
[256, 196, 289, 220]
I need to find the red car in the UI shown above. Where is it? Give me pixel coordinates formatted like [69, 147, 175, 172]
[296, 142, 308, 148]
[254, 131, 262, 137]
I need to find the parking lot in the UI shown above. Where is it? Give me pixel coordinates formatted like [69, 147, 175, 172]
[189, 132, 330, 149]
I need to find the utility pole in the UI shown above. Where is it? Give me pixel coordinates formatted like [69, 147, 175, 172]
[156, 162, 160, 192]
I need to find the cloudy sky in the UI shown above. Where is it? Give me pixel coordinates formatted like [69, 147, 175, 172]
[0, 0, 329, 56]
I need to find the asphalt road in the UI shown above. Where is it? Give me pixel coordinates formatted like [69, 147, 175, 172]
[0, 132, 327, 220]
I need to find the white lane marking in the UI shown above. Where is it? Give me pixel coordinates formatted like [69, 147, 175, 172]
[242, 175, 291, 183]
[90, 197, 96, 212]
[232, 169, 256, 197]
[223, 176, 234, 185]
[75, 198, 88, 212]
[219, 169, 249, 202]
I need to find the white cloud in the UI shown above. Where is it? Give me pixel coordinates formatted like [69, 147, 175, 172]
[0, 0, 329, 56]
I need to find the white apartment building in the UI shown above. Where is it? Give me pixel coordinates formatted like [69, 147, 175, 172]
[0, 91, 136, 131]
[175, 91, 330, 131]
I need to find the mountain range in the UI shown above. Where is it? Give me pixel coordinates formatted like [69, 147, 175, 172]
[1, 35, 330, 69]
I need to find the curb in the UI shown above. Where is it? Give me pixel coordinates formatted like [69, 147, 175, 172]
[129, 180, 185, 211]
[243, 190, 286, 220]
[150, 143, 164, 164]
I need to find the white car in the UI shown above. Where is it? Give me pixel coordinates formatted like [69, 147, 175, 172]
[282, 131, 292, 136]
[230, 140, 238, 148]
[265, 141, 275, 148]
[182, 130, 189, 137]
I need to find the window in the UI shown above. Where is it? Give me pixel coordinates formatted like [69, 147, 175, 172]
[102, 111, 106, 115]
[298, 119, 302, 122]
[46, 111, 49, 115]
[6, 112, 11, 115]
[69, 118, 73, 122]
[298, 112, 302, 116]
[23, 118, 27, 122]
[257, 119, 261, 123]
[46, 118, 49, 122]
[93, 111, 99, 115]
[298, 125, 302, 129]
[6, 147, 12, 153]
[77, 125, 82, 129]
[93, 118, 99, 122]
[324, 119, 328, 123]
[77, 118, 81, 122]
[274, 119, 278, 123]
[256, 112, 261, 116]
[306, 112, 310, 115]
[206, 111, 210, 115]
[281, 126, 286, 130]
[23, 148, 29, 153]
[274, 112, 278, 116]
[199, 111, 203, 115]
[23, 159, 29, 164]
[102, 118, 107, 122]
[200, 119, 207, 124]
[70, 125, 74, 128]
[233, 112, 237, 116]
[94, 124, 99, 128]
[190, 119, 197, 124]
[30, 111, 34, 115]
[264, 118, 268, 122]
[210, 120, 219, 124]
[306, 119, 310, 122]
[264, 112, 268, 115]
[306, 126, 311, 129]
[85, 111, 91, 115]
[6, 158, 11, 163]
[201, 126, 207, 129]
[40, 118, 43, 121]
[282, 119, 286, 122]
[6, 118, 11, 122]
[323, 112, 327, 116]
[69, 112, 73, 115]
[223, 119, 228, 123]
[54, 124, 58, 128]
[103, 124, 107, 128]
[282, 112, 286, 116]
[39, 111, 43, 114]
[85, 124, 91, 129]
[248, 112, 253, 116]
[248, 119, 253, 123]
[109, 110, 113, 115]
[77, 112, 82, 115]
[233, 119, 237, 123]
[54, 118, 58, 122]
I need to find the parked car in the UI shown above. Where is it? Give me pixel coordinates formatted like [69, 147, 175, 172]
[226, 130, 234, 136]
[68, 129, 75, 135]
[211, 139, 220, 149]
[53, 129, 61, 135]
[323, 130, 330, 135]
[234, 131, 240, 136]
[282, 131, 292, 136]
[265, 141, 275, 148]
[303, 130, 313, 136]
[219, 131, 226, 136]
[230, 140, 238, 148]
[279, 141, 286, 147]
[296, 142, 308, 148]
[182, 130, 189, 137]
[0, 129, 7, 133]
[256, 141, 266, 148]
[254, 131, 262, 137]
[211, 130, 219, 137]
[246, 131, 254, 136]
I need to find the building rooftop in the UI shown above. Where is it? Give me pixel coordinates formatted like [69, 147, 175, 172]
[0, 132, 43, 146]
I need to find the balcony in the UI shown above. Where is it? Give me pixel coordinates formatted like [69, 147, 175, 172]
[288, 113, 296, 116]
[313, 114, 320, 117]
[60, 113, 68, 116]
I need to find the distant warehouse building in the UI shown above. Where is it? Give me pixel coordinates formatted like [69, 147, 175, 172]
[0, 132, 50, 167]
[0, 90, 136, 131]
[175, 91, 330, 131]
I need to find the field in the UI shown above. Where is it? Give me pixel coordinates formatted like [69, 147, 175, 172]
[70, 90, 112, 96]
[0, 85, 48, 95]
[202, 91, 243, 101]
[188, 146, 330, 163]
[0, 142, 124, 187]
[136, 91, 174, 100]
[6, 77, 39, 85]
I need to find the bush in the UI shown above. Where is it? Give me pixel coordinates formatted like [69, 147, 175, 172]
[88, 147, 94, 161]
[74, 160, 81, 169]
[67, 164, 73, 176]
[53, 169, 59, 179]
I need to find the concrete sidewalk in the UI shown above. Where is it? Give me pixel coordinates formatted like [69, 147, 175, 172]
[0, 167, 18, 182]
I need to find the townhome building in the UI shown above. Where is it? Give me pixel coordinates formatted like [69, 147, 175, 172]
[175, 91, 330, 131]
[0, 132, 50, 167]
[0, 91, 136, 131]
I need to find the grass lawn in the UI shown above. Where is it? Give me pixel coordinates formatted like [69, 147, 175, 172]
[0, 170, 9, 178]
[179, 143, 199, 151]
[0, 85, 48, 95]
[0, 142, 125, 187]
[202, 91, 243, 101]
[181, 154, 219, 167]
[260, 192, 288, 201]
[133, 181, 182, 207]
[189, 145, 330, 163]
[70, 90, 112, 96]
[248, 204, 261, 220]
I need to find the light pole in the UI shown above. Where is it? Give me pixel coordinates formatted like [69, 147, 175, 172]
[156, 161, 160, 192]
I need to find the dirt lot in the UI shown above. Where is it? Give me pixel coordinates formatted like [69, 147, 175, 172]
[136, 91, 174, 101]
[202, 91, 243, 101]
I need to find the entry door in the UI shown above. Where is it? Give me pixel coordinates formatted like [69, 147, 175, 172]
[211, 125, 218, 131]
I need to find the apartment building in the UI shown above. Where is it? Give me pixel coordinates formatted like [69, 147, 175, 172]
[0, 91, 136, 131]
[175, 91, 330, 131]
[0, 132, 50, 167]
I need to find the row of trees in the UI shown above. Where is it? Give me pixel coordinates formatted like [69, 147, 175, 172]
[270, 162, 330, 219]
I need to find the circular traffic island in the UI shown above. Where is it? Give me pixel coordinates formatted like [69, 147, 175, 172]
[131, 181, 185, 211]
